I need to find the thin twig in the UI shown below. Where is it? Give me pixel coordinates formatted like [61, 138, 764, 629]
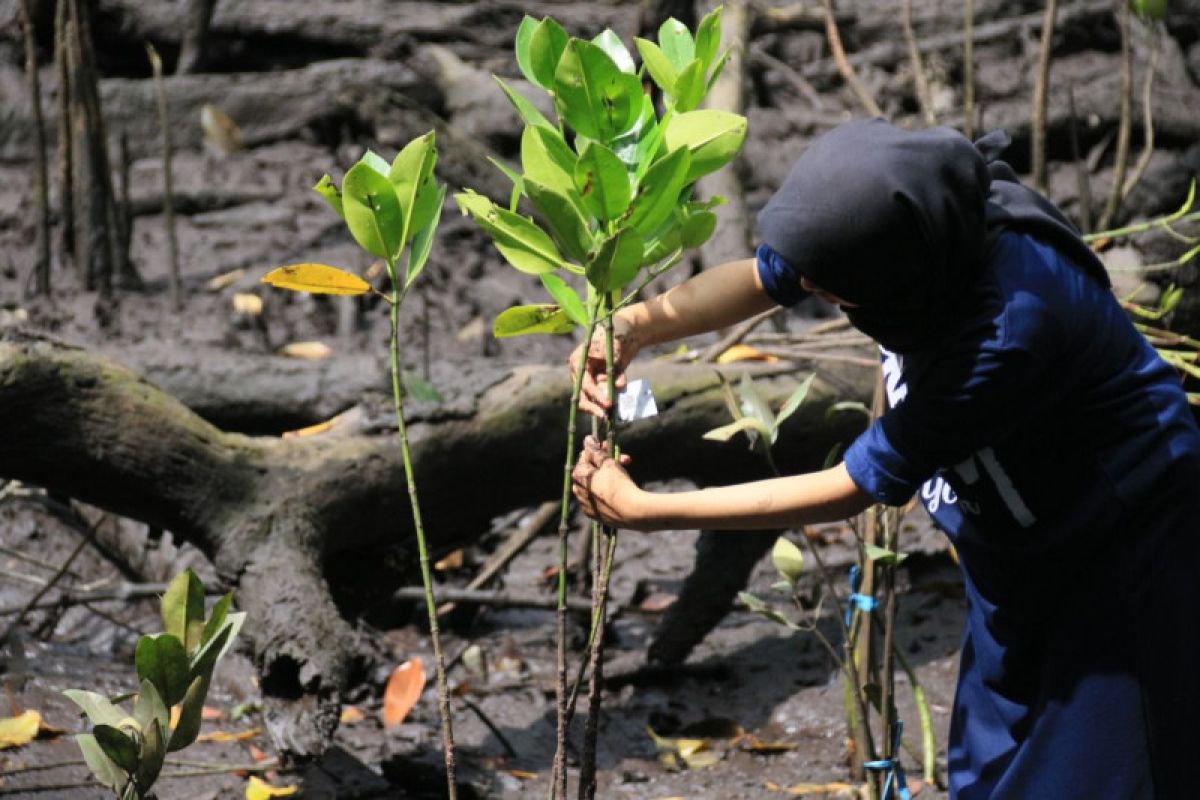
[459, 696, 519, 759]
[962, 0, 975, 139]
[1121, 19, 1158, 199]
[820, 0, 884, 117]
[699, 306, 782, 362]
[17, 0, 51, 296]
[147, 43, 181, 311]
[748, 44, 825, 111]
[1030, 0, 1058, 192]
[902, 0, 937, 126]
[0, 520, 98, 644]
[1098, 0, 1133, 230]
[397, 587, 592, 611]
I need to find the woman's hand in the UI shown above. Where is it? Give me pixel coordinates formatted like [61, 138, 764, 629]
[569, 317, 640, 419]
[571, 435, 644, 529]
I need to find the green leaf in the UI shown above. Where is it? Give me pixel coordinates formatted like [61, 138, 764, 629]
[63, 690, 126, 728]
[737, 373, 775, 432]
[1131, 0, 1167, 20]
[402, 371, 443, 403]
[671, 59, 706, 112]
[493, 304, 576, 337]
[135, 634, 191, 707]
[521, 125, 578, 198]
[455, 190, 563, 274]
[494, 76, 553, 129]
[587, 228, 644, 291]
[525, 179, 594, 263]
[775, 373, 816, 429]
[641, 215, 682, 265]
[663, 110, 747, 183]
[772, 536, 805, 585]
[823, 442, 844, 470]
[679, 209, 717, 249]
[94, 725, 140, 774]
[633, 109, 672, 180]
[133, 679, 169, 736]
[702, 415, 771, 443]
[514, 15, 539, 86]
[528, 17, 569, 89]
[200, 593, 232, 647]
[406, 184, 447, 288]
[167, 675, 207, 753]
[737, 592, 798, 629]
[694, 6, 724, 72]
[161, 570, 206, 653]
[627, 146, 691, 236]
[554, 39, 642, 141]
[826, 401, 871, 420]
[215, 612, 245, 662]
[592, 28, 636, 73]
[864, 543, 909, 566]
[136, 717, 166, 790]
[540, 273, 589, 327]
[343, 162, 403, 260]
[634, 38, 677, 95]
[360, 150, 391, 177]
[706, 48, 731, 94]
[388, 131, 438, 244]
[313, 175, 344, 220]
[658, 18, 695, 72]
[77, 733, 127, 791]
[609, 93, 656, 167]
[574, 143, 632, 222]
[189, 621, 233, 680]
[488, 156, 524, 192]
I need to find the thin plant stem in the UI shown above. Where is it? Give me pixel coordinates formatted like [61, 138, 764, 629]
[385, 257, 457, 800]
[1098, 0, 1133, 230]
[18, 0, 51, 296]
[551, 299, 603, 800]
[889, 628, 938, 784]
[962, 0, 975, 140]
[1121, 19, 1158, 199]
[820, 0, 884, 117]
[146, 44, 180, 311]
[902, 0, 936, 127]
[1030, 0, 1058, 192]
[878, 509, 899, 799]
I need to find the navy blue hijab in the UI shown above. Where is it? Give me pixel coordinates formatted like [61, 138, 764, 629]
[757, 120, 1109, 352]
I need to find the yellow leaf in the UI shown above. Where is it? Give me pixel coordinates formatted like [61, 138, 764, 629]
[764, 780, 860, 796]
[277, 341, 332, 360]
[169, 705, 181, 729]
[506, 769, 538, 780]
[201, 103, 245, 155]
[716, 343, 778, 364]
[434, 549, 464, 571]
[339, 706, 365, 725]
[206, 268, 246, 291]
[261, 263, 371, 296]
[245, 776, 298, 799]
[0, 710, 41, 749]
[382, 658, 426, 727]
[281, 419, 335, 439]
[197, 727, 260, 743]
[233, 293, 263, 315]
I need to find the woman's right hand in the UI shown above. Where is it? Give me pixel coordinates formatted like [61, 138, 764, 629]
[569, 316, 640, 418]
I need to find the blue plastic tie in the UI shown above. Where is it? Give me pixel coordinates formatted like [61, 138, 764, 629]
[863, 720, 911, 800]
[845, 564, 879, 627]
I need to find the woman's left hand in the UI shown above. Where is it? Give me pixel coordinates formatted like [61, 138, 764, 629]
[571, 435, 642, 529]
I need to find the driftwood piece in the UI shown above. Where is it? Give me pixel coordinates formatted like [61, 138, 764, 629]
[0, 331, 872, 754]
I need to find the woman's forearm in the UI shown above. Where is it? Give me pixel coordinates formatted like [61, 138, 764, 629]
[617, 257, 776, 348]
[626, 464, 875, 531]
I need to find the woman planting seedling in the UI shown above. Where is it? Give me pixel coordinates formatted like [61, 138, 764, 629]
[571, 119, 1200, 800]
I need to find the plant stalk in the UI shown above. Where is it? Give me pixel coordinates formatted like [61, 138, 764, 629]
[17, 0, 51, 297]
[386, 260, 457, 800]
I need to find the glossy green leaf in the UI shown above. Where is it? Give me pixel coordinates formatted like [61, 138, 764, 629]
[528, 17, 569, 89]
[514, 16, 538, 86]
[738, 591, 798, 629]
[575, 143, 631, 222]
[662, 109, 747, 183]
[133, 679, 169, 736]
[189, 621, 232, 680]
[634, 109, 671, 180]
[160, 570, 205, 653]
[627, 146, 691, 235]
[455, 190, 563, 274]
[737, 372, 775, 433]
[539, 273, 588, 327]
[360, 150, 391, 177]
[94, 725, 139, 774]
[554, 39, 642, 141]
[706, 48, 731, 94]
[493, 304, 576, 337]
[494, 76, 553, 129]
[671, 59, 706, 112]
[641, 217, 682, 265]
[634, 38, 677, 95]
[167, 675, 206, 753]
[77, 733, 127, 791]
[772, 536, 805, 585]
[63, 690, 126, 729]
[776, 373, 816, 429]
[521, 125, 578, 198]
[313, 175, 344, 219]
[135, 634, 191, 707]
[694, 6, 723, 72]
[525, 179, 593, 262]
[388, 130, 437, 244]
[406, 184, 447, 288]
[215, 612, 245, 662]
[343, 162, 403, 260]
[587, 228, 644, 291]
[680, 209, 717, 249]
[865, 543, 909, 566]
[610, 93, 656, 166]
[200, 593, 231, 647]
[593, 28, 636, 73]
[136, 717, 166, 790]
[658, 18, 695, 72]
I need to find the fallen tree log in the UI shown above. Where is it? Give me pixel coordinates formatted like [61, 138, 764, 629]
[0, 331, 872, 755]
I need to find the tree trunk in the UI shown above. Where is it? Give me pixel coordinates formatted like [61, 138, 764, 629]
[0, 331, 872, 754]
